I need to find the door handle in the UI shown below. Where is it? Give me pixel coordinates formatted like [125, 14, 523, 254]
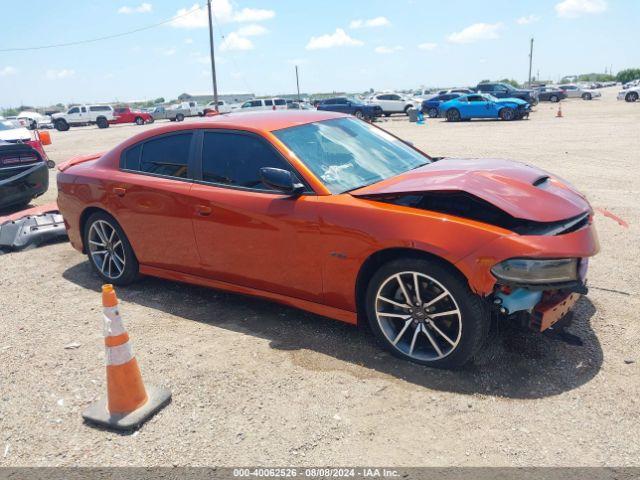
[195, 205, 213, 216]
[113, 187, 127, 197]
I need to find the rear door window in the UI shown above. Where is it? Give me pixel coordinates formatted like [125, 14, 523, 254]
[139, 133, 193, 178]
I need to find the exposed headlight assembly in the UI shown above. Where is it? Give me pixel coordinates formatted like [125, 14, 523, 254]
[491, 258, 578, 285]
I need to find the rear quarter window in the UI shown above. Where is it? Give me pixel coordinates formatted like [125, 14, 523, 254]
[123, 145, 142, 170]
[121, 133, 193, 179]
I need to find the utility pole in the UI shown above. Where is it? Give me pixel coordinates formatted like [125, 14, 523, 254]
[527, 38, 534, 87]
[207, 0, 219, 112]
[295, 65, 301, 102]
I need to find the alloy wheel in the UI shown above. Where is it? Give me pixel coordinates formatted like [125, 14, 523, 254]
[375, 271, 462, 362]
[88, 220, 126, 280]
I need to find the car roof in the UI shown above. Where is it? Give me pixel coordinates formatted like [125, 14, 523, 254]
[207, 110, 349, 131]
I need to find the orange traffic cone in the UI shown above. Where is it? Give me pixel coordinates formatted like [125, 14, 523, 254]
[556, 103, 563, 118]
[82, 284, 171, 431]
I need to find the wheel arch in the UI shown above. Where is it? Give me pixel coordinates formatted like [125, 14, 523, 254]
[79, 206, 116, 253]
[354, 247, 467, 326]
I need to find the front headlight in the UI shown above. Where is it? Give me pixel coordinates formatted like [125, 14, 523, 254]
[491, 258, 578, 285]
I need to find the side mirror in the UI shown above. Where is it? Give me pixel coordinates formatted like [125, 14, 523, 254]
[259, 167, 305, 195]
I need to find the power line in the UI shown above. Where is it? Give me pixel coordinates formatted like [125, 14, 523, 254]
[0, 4, 205, 52]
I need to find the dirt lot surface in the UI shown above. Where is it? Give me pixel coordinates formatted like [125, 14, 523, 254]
[1, 87, 638, 466]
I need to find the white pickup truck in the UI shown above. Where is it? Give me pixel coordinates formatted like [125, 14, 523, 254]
[173, 101, 203, 117]
[51, 105, 116, 131]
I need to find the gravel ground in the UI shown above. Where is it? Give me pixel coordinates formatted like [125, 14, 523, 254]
[0, 87, 638, 466]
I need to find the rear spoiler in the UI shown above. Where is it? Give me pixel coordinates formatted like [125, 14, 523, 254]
[57, 152, 104, 172]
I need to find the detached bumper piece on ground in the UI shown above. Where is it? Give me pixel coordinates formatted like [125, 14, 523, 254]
[0, 203, 67, 252]
[82, 284, 171, 431]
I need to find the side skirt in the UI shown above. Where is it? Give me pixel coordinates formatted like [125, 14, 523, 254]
[139, 265, 358, 325]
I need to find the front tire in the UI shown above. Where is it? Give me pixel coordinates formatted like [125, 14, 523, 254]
[626, 92, 639, 102]
[354, 110, 364, 120]
[135, 116, 144, 125]
[365, 258, 489, 368]
[499, 107, 515, 121]
[550, 95, 559, 103]
[55, 119, 69, 131]
[176, 113, 185, 122]
[427, 107, 439, 118]
[582, 93, 592, 100]
[84, 212, 139, 285]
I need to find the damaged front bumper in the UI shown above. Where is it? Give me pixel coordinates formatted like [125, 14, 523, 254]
[493, 282, 585, 332]
[455, 220, 598, 332]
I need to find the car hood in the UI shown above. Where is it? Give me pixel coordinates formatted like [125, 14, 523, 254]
[497, 97, 528, 105]
[350, 158, 590, 223]
[0, 127, 31, 141]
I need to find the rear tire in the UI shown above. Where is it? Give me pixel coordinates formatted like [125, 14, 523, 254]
[365, 258, 489, 369]
[582, 93, 592, 100]
[626, 92, 639, 102]
[499, 107, 515, 121]
[83, 211, 139, 286]
[135, 116, 144, 125]
[354, 110, 364, 120]
[96, 117, 109, 129]
[176, 113, 185, 122]
[446, 109, 461, 122]
[550, 95, 559, 103]
[55, 119, 69, 131]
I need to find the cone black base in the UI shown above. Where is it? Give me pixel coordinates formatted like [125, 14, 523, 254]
[82, 385, 171, 431]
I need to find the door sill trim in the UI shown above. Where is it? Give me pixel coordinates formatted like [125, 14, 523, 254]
[139, 264, 358, 325]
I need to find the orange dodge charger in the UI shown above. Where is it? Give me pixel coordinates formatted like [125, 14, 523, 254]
[57, 111, 599, 368]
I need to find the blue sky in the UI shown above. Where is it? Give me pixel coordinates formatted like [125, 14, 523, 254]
[0, 0, 637, 106]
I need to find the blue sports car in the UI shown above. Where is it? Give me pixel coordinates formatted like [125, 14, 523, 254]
[420, 93, 463, 118]
[438, 93, 530, 122]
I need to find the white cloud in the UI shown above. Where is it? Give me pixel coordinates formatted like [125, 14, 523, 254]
[418, 42, 437, 50]
[169, 1, 274, 28]
[46, 69, 75, 80]
[306, 28, 364, 50]
[447, 22, 502, 44]
[349, 16, 390, 29]
[0, 66, 17, 76]
[555, 0, 607, 18]
[184, 38, 193, 44]
[234, 8, 275, 22]
[117, 2, 152, 14]
[236, 24, 268, 36]
[220, 32, 254, 51]
[161, 47, 177, 56]
[374, 45, 403, 54]
[516, 14, 541, 24]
